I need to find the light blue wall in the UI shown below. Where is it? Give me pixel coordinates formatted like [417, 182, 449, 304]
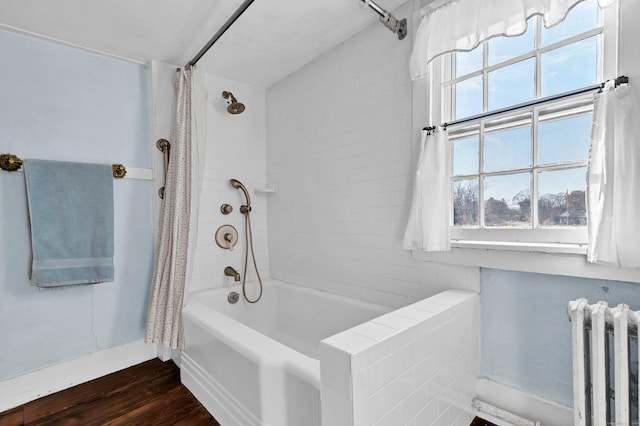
[481, 268, 640, 407]
[0, 29, 153, 381]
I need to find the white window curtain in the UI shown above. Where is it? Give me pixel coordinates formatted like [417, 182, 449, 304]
[410, 0, 616, 79]
[403, 129, 451, 251]
[587, 81, 640, 267]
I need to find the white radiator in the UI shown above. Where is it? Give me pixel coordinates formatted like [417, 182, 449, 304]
[568, 298, 640, 426]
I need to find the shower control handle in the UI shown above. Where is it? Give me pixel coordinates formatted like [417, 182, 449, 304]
[215, 225, 238, 250]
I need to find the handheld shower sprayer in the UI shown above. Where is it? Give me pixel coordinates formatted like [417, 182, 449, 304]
[229, 178, 263, 304]
[230, 178, 251, 214]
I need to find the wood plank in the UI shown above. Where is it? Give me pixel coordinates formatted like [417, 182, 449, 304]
[1, 358, 218, 426]
[30, 363, 180, 426]
[0, 406, 24, 426]
[102, 386, 218, 426]
[23, 358, 173, 423]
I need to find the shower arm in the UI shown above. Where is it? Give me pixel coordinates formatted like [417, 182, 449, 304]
[359, 0, 407, 40]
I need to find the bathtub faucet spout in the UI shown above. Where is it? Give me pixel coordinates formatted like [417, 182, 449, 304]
[224, 266, 241, 282]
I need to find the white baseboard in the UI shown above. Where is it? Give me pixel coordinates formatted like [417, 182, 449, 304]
[475, 378, 573, 426]
[0, 339, 157, 412]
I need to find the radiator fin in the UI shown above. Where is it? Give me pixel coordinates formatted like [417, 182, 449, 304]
[568, 299, 640, 426]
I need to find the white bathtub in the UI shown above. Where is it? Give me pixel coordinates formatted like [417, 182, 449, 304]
[181, 279, 392, 426]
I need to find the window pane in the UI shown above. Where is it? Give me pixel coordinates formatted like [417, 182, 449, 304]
[453, 179, 479, 227]
[538, 113, 592, 165]
[541, 37, 599, 97]
[538, 167, 587, 227]
[488, 58, 535, 111]
[455, 76, 483, 119]
[484, 173, 531, 227]
[452, 136, 479, 176]
[488, 19, 535, 66]
[542, 0, 599, 47]
[484, 126, 531, 172]
[456, 45, 483, 77]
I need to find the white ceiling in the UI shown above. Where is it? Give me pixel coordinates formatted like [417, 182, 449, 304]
[0, 0, 409, 87]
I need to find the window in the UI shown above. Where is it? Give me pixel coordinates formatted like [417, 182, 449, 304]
[431, 0, 617, 246]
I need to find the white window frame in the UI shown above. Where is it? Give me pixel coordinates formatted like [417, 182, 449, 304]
[425, 1, 619, 252]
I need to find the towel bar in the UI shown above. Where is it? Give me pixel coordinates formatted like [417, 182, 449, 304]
[0, 153, 127, 179]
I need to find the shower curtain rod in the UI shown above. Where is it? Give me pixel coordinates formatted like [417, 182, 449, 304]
[185, 0, 256, 68]
[359, 0, 407, 40]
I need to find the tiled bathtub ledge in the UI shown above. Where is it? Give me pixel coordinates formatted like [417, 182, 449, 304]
[320, 290, 479, 426]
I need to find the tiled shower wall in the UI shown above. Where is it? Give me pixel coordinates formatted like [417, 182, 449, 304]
[266, 2, 479, 306]
[188, 73, 269, 294]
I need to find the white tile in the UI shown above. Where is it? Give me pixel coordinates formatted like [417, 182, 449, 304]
[350, 321, 397, 342]
[427, 290, 474, 307]
[415, 399, 439, 425]
[357, 382, 389, 425]
[401, 384, 428, 423]
[372, 312, 419, 331]
[322, 330, 376, 356]
[372, 403, 402, 426]
[362, 351, 405, 394]
[321, 386, 353, 426]
[382, 369, 418, 411]
[319, 342, 352, 398]
[411, 351, 440, 386]
[404, 418, 417, 426]
[392, 306, 433, 322]
[411, 299, 449, 314]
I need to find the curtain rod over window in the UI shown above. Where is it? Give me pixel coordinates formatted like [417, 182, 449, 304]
[423, 76, 629, 131]
[184, 0, 256, 69]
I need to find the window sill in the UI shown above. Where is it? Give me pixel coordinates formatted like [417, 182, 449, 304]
[451, 240, 587, 255]
[411, 241, 640, 282]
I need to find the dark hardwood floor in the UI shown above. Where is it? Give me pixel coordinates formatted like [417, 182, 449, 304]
[0, 358, 220, 426]
[0, 357, 501, 426]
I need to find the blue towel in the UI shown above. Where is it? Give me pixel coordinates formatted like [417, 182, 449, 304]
[23, 159, 114, 287]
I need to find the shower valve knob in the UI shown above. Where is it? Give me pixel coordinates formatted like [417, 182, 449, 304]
[215, 225, 238, 250]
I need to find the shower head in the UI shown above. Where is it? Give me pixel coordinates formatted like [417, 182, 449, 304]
[230, 178, 251, 212]
[222, 91, 245, 114]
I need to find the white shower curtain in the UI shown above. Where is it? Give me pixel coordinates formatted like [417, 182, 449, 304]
[145, 66, 205, 349]
[403, 129, 451, 252]
[587, 81, 640, 267]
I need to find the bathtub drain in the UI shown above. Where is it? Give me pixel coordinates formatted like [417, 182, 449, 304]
[228, 292, 240, 304]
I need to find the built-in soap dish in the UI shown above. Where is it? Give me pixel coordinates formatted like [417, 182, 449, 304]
[254, 185, 275, 194]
